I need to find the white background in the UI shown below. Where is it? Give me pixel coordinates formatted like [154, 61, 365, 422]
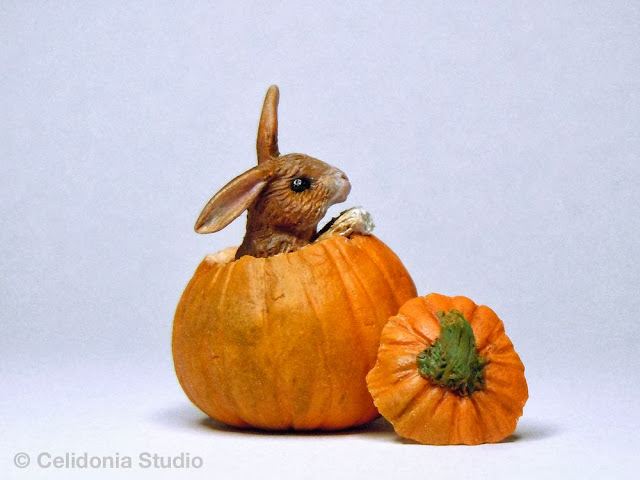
[1, 1, 639, 478]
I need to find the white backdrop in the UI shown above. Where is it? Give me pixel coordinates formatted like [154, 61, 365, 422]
[2, 1, 639, 478]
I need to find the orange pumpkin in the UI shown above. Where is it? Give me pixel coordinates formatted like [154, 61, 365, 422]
[173, 234, 417, 430]
[366, 293, 528, 444]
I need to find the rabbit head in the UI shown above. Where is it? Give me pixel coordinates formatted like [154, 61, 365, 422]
[194, 85, 351, 259]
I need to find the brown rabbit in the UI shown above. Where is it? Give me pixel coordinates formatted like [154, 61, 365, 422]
[194, 85, 353, 259]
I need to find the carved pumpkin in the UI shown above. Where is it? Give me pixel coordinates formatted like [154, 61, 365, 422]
[173, 234, 417, 430]
[366, 293, 528, 444]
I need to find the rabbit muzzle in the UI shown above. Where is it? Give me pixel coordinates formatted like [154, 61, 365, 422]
[327, 169, 351, 205]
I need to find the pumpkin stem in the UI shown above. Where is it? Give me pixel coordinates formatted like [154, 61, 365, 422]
[416, 310, 488, 396]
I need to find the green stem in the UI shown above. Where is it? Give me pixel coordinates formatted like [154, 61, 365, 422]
[417, 310, 488, 396]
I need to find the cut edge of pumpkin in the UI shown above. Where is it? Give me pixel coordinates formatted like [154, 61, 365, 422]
[202, 232, 374, 267]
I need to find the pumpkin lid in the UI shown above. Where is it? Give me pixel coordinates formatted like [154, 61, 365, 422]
[366, 293, 528, 445]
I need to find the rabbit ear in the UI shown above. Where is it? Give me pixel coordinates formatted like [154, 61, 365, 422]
[194, 165, 271, 234]
[256, 85, 280, 164]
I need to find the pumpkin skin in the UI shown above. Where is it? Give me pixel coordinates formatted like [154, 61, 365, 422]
[173, 234, 417, 430]
[366, 293, 528, 445]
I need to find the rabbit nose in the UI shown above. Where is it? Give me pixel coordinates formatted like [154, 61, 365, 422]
[333, 168, 350, 185]
[331, 170, 351, 203]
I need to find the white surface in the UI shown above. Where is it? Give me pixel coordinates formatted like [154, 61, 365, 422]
[2, 2, 639, 479]
[1, 359, 636, 479]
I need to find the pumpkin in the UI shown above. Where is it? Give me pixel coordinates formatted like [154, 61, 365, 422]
[366, 293, 528, 444]
[173, 233, 417, 430]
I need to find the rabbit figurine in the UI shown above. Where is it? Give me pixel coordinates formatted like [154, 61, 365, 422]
[194, 85, 367, 259]
[174, 86, 416, 431]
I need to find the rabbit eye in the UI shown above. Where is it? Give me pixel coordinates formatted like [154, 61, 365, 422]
[290, 177, 312, 193]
